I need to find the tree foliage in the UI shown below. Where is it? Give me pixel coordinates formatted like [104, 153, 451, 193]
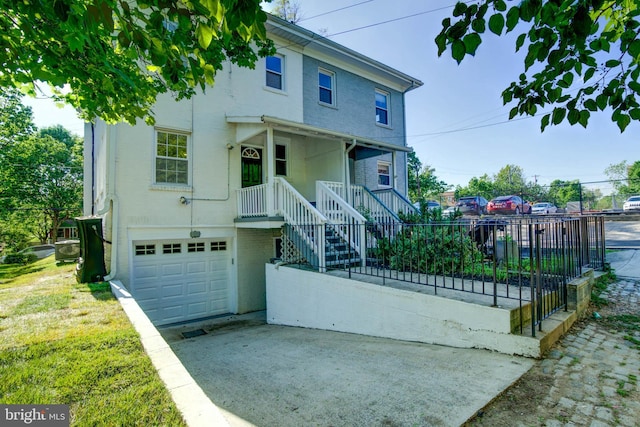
[407, 151, 450, 203]
[271, 0, 302, 23]
[606, 159, 640, 194]
[1, 0, 274, 125]
[437, 0, 640, 132]
[0, 91, 83, 245]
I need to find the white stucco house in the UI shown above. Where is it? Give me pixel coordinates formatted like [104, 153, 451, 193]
[84, 14, 423, 326]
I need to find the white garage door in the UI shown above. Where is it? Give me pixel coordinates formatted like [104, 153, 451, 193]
[131, 239, 231, 325]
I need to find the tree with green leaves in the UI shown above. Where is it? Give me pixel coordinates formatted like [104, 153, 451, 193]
[605, 159, 640, 195]
[493, 164, 527, 196]
[547, 179, 582, 207]
[1, 0, 273, 125]
[0, 89, 36, 149]
[454, 174, 495, 200]
[437, 0, 640, 132]
[271, 0, 302, 23]
[406, 152, 450, 203]
[0, 92, 83, 245]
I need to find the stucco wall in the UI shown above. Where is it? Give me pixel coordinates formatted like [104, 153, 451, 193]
[237, 229, 279, 313]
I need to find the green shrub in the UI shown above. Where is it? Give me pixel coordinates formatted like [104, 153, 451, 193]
[375, 223, 483, 275]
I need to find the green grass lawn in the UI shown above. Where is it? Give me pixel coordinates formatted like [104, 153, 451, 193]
[0, 257, 186, 426]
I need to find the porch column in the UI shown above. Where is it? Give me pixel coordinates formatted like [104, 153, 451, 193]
[345, 139, 357, 204]
[266, 126, 275, 216]
[392, 150, 398, 191]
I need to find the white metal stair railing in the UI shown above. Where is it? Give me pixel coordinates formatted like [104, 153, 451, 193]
[372, 188, 419, 217]
[316, 181, 366, 266]
[317, 181, 399, 223]
[274, 177, 329, 272]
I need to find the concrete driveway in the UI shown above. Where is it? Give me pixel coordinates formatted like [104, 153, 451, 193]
[159, 313, 534, 427]
[605, 219, 640, 248]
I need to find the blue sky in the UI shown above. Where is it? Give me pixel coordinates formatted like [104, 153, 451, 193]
[24, 0, 640, 194]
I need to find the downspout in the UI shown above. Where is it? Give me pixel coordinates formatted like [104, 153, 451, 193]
[345, 139, 357, 204]
[101, 125, 118, 281]
[91, 123, 96, 216]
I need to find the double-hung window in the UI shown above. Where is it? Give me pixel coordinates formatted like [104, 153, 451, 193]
[375, 89, 389, 125]
[156, 130, 188, 185]
[378, 162, 391, 187]
[266, 55, 284, 90]
[275, 144, 287, 176]
[318, 69, 335, 105]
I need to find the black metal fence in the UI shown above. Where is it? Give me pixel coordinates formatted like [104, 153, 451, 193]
[281, 216, 606, 336]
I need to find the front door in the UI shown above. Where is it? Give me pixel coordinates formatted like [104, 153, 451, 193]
[241, 146, 263, 188]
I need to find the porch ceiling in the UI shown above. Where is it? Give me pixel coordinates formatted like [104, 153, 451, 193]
[226, 115, 412, 156]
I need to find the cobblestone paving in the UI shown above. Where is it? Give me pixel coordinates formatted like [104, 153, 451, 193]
[470, 278, 640, 427]
[536, 279, 640, 427]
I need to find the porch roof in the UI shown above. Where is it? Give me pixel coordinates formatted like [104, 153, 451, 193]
[226, 115, 412, 156]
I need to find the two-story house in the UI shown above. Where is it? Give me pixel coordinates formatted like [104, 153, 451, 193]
[84, 14, 423, 326]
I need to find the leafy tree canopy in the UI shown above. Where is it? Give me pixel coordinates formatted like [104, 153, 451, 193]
[437, 0, 640, 132]
[407, 151, 450, 203]
[0, 89, 36, 148]
[1, 0, 274, 125]
[0, 92, 83, 245]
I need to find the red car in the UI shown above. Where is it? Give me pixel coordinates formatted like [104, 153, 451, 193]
[487, 195, 531, 215]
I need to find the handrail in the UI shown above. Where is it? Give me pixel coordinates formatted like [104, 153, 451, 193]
[372, 188, 419, 216]
[274, 177, 328, 271]
[316, 181, 366, 265]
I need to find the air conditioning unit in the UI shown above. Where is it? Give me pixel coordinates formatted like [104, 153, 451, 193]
[55, 240, 80, 262]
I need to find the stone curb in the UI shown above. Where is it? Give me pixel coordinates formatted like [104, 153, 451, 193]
[109, 280, 231, 427]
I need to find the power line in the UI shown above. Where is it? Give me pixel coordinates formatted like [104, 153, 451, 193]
[325, 2, 470, 38]
[298, 1, 375, 22]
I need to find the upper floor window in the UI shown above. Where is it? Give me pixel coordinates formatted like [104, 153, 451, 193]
[266, 55, 284, 90]
[156, 130, 188, 185]
[275, 144, 287, 176]
[375, 89, 389, 125]
[378, 162, 391, 187]
[318, 69, 335, 105]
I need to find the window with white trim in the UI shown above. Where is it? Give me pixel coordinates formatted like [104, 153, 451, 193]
[187, 242, 205, 253]
[211, 241, 227, 251]
[266, 55, 284, 90]
[318, 69, 335, 105]
[375, 89, 389, 125]
[275, 144, 287, 176]
[162, 243, 181, 254]
[156, 130, 188, 185]
[135, 244, 155, 255]
[378, 162, 391, 187]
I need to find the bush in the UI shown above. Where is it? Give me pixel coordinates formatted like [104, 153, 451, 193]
[2, 253, 38, 265]
[375, 223, 483, 275]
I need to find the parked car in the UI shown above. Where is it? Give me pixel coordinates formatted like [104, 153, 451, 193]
[487, 195, 531, 215]
[0, 244, 56, 264]
[623, 196, 640, 212]
[455, 196, 488, 215]
[531, 202, 558, 215]
[413, 200, 441, 211]
[442, 206, 457, 217]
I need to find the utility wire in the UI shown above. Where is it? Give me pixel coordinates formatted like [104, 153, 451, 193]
[298, 1, 375, 22]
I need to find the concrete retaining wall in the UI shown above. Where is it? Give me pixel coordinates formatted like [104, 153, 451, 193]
[266, 264, 540, 357]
